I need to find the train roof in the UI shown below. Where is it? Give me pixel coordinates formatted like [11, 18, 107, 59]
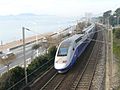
[82, 23, 95, 32]
[61, 34, 84, 45]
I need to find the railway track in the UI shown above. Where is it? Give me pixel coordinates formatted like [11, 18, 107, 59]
[55, 29, 103, 90]
[40, 73, 66, 90]
[70, 31, 103, 90]
[27, 26, 104, 90]
[27, 66, 56, 90]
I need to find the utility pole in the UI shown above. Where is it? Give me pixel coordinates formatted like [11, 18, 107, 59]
[108, 16, 113, 89]
[22, 27, 28, 84]
[111, 28, 113, 73]
[107, 17, 110, 29]
[107, 15, 113, 89]
[106, 27, 109, 90]
[117, 16, 119, 27]
[35, 33, 39, 57]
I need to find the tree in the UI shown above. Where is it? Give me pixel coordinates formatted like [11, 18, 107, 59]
[103, 10, 112, 18]
[27, 46, 57, 82]
[32, 44, 41, 57]
[47, 46, 57, 59]
[115, 8, 120, 25]
[103, 10, 112, 24]
[98, 16, 104, 23]
[32, 44, 40, 50]
[115, 28, 120, 39]
[109, 15, 116, 26]
[115, 8, 120, 16]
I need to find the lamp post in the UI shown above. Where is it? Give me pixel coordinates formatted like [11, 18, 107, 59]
[22, 27, 30, 84]
[22, 27, 40, 84]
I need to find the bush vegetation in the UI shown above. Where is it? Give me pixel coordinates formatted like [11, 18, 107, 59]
[32, 44, 40, 50]
[113, 28, 120, 88]
[0, 67, 25, 90]
[0, 46, 57, 90]
[113, 28, 120, 58]
[114, 28, 120, 39]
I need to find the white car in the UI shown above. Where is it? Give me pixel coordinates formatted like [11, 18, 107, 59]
[0, 51, 16, 60]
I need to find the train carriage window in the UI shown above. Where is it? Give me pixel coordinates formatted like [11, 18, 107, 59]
[75, 37, 82, 43]
[57, 47, 68, 56]
[88, 29, 92, 33]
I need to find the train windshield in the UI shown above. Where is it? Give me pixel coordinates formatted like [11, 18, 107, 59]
[58, 47, 68, 56]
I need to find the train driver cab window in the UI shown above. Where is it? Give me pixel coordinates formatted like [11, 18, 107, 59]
[58, 47, 68, 56]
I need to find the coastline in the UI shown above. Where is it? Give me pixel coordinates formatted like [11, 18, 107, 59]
[0, 32, 53, 51]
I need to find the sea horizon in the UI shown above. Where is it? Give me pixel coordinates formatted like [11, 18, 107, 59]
[0, 14, 79, 44]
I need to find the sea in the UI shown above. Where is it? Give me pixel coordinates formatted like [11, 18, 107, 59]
[0, 14, 78, 44]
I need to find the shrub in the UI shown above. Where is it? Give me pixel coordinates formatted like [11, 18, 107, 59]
[27, 55, 48, 74]
[114, 28, 120, 39]
[32, 44, 40, 50]
[0, 66, 24, 90]
[47, 46, 57, 59]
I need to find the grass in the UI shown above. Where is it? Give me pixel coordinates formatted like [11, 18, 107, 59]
[113, 30, 120, 60]
[113, 28, 120, 90]
[113, 39, 120, 59]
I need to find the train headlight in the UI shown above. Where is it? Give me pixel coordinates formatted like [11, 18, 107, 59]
[62, 60, 67, 63]
[55, 61, 58, 63]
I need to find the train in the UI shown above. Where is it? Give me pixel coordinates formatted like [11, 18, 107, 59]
[54, 23, 96, 73]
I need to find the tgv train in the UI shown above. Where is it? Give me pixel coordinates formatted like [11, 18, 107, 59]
[54, 23, 96, 73]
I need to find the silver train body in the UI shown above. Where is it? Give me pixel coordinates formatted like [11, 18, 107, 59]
[54, 23, 96, 73]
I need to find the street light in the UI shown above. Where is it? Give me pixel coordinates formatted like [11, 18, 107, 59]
[22, 27, 30, 84]
[22, 27, 41, 84]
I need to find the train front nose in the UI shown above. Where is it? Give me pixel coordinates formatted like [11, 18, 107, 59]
[54, 62, 67, 70]
[54, 57, 68, 70]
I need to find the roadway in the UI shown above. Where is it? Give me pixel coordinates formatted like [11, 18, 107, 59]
[0, 42, 45, 75]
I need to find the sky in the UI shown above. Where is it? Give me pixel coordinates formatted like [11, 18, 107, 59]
[0, 0, 120, 17]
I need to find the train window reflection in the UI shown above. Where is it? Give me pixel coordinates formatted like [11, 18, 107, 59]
[58, 48, 68, 56]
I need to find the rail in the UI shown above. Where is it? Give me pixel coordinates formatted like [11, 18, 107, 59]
[71, 31, 102, 90]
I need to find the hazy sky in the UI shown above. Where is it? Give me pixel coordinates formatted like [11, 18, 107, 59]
[0, 0, 120, 17]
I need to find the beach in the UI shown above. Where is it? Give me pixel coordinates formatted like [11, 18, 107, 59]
[0, 32, 52, 51]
